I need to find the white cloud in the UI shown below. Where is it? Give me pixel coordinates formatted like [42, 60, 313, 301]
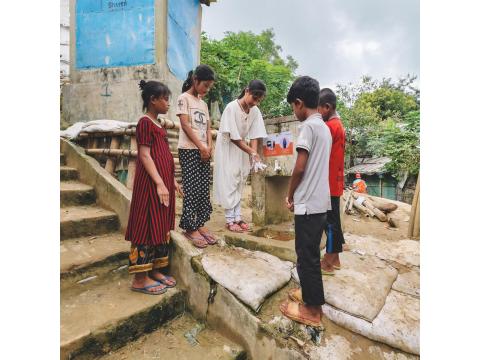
[335, 39, 381, 60]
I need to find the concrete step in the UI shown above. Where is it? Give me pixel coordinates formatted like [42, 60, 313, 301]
[61, 166, 79, 181]
[60, 181, 96, 207]
[60, 206, 119, 240]
[60, 232, 129, 277]
[60, 153, 66, 166]
[61, 268, 186, 360]
[99, 313, 246, 360]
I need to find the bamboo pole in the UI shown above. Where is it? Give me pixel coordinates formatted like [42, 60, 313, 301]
[408, 176, 420, 239]
[86, 148, 138, 157]
[104, 136, 121, 174]
[126, 137, 137, 190]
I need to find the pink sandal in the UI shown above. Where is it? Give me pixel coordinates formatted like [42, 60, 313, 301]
[226, 222, 244, 233]
[236, 220, 250, 231]
[184, 232, 208, 248]
[199, 230, 218, 245]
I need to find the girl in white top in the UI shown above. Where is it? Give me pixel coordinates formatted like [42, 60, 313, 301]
[213, 80, 268, 232]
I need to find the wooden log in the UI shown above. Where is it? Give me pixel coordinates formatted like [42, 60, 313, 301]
[352, 199, 372, 217]
[363, 199, 388, 222]
[348, 195, 354, 212]
[343, 190, 352, 213]
[368, 197, 398, 213]
[126, 137, 137, 190]
[104, 136, 121, 174]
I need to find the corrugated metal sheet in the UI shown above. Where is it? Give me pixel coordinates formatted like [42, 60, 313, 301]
[346, 157, 391, 175]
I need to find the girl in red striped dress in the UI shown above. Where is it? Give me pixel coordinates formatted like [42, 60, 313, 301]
[125, 80, 183, 295]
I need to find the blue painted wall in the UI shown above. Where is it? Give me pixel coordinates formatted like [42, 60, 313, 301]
[167, 0, 200, 80]
[76, 0, 155, 69]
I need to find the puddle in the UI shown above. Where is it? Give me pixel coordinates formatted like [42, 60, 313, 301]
[253, 228, 295, 241]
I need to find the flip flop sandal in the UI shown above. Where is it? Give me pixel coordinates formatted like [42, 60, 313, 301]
[150, 274, 177, 288]
[288, 288, 304, 304]
[131, 282, 167, 295]
[199, 230, 218, 245]
[333, 265, 342, 270]
[226, 222, 244, 233]
[280, 301, 323, 328]
[321, 268, 335, 276]
[184, 232, 208, 248]
[236, 220, 250, 231]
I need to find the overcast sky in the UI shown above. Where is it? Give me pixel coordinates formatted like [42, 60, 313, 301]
[202, 0, 419, 89]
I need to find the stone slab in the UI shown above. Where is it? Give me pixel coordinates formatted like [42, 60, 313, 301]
[60, 232, 129, 274]
[60, 181, 96, 207]
[61, 268, 185, 359]
[60, 206, 119, 240]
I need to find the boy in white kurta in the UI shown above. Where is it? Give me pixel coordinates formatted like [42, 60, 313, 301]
[213, 80, 267, 232]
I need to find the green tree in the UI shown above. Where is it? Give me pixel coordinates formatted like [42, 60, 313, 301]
[200, 29, 297, 118]
[336, 75, 420, 178]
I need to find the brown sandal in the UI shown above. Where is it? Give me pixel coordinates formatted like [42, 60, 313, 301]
[288, 288, 304, 304]
[280, 301, 323, 328]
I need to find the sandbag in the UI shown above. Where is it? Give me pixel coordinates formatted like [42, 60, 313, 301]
[201, 247, 293, 312]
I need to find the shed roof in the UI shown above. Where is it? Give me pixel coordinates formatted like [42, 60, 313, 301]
[346, 157, 391, 175]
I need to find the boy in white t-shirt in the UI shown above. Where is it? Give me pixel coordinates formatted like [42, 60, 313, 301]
[280, 76, 332, 328]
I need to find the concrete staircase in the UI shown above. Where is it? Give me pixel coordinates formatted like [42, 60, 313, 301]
[60, 152, 245, 360]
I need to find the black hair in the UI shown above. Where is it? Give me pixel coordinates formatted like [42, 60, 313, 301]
[319, 88, 337, 109]
[182, 64, 216, 92]
[139, 80, 171, 112]
[238, 79, 267, 99]
[286, 76, 320, 108]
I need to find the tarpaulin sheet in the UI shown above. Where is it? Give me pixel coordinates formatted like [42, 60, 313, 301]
[76, 0, 155, 69]
[167, 0, 200, 80]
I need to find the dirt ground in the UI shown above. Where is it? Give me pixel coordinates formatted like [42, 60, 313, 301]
[100, 313, 245, 360]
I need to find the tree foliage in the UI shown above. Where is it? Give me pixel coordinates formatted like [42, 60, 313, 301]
[336, 75, 420, 178]
[200, 29, 297, 118]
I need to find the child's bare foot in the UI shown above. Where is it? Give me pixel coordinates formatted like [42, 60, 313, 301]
[149, 270, 176, 287]
[280, 300, 323, 327]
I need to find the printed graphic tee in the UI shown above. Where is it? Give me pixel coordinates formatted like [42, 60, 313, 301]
[176, 92, 210, 149]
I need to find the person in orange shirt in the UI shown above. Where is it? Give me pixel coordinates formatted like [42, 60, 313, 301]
[352, 173, 368, 193]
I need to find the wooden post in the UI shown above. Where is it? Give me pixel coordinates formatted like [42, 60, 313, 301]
[408, 175, 420, 239]
[104, 136, 121, 174]
[126, 137, 137, 190]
